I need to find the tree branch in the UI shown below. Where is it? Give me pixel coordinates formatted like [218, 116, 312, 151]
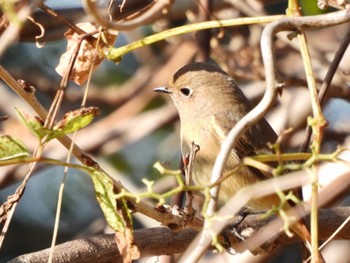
[9, 207, 350, 263]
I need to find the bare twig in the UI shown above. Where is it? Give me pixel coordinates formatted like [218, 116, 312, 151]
[82, 0, 173, 31]
[300, 24, 350, 152]
[183, 142, 200, 216]
[38, 3, 86, 35]
[195, 0, 212, 62]
[0, 0, 42, 56]
[289, 2, 325, 259]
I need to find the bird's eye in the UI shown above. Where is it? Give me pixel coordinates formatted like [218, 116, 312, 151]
[179, 87, 193, 98]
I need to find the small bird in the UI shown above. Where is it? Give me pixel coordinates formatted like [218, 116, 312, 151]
[154, 62, 324, 261]
[154, 62, 279, 208]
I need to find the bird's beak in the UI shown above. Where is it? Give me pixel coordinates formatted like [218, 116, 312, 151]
[153, 86, 172, 94]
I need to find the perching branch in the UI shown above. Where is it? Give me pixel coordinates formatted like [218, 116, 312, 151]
[10, 207, 350, 263]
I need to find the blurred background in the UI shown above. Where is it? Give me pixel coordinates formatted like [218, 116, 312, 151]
[0, 0, 350, 262]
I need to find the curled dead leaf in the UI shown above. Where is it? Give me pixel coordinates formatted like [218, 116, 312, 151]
[115, 230, 140, 263]
[55, 22, 117, 85]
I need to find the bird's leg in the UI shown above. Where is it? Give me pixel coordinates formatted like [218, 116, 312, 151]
[221, 208, 270, 254]
[226, 208, 250, 238]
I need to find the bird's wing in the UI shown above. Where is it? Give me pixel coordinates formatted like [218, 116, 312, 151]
[211, 111, 278, 180]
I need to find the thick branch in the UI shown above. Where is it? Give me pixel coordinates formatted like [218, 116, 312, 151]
[9, 207, 350, 263]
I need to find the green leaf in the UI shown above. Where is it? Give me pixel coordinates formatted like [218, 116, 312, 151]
[15, 108, 51, 140]
[53, 107, 100, 137]
[15, 107, 100, 143]
[89, 169, 126, 231]
[0, 135, 29, 160]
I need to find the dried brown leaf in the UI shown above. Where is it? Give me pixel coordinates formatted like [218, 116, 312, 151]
[115, 229, 140, 263]
[55, 22, 117, 85]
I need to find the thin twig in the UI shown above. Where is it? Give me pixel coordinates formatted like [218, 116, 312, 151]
[105, 15, 284, 62]
[49, 26, 105, 263]
[300, 24, 350, 152]
[0, 0, 42, 56]
[291, 0, 325, 257]
[82, 0, 172, 31]
[38, 2, 86, 35]
[0, 144, 43, 249]
[183, 142, 200, 216]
